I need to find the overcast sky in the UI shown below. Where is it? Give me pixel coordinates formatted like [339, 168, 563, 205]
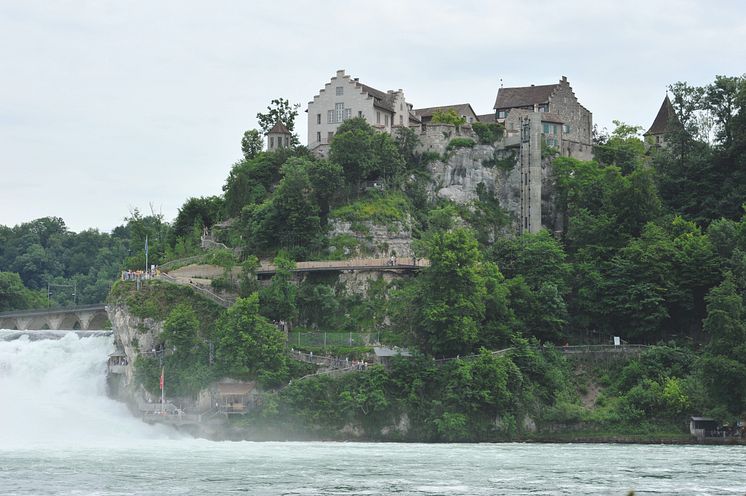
[2, 0, 744, 233]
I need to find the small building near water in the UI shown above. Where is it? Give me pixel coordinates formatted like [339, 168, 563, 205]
[690, 416, 718, 440]
[216, 382, 258, 415]
[107, 351, 128, 375]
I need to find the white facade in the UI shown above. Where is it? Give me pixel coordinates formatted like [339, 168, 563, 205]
[307, 70, 410, 153]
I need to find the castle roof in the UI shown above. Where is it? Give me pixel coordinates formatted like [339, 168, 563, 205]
[359, 83, 395, 112]
[494, 83, 559, 110]
[644, 95, 679, 136]
[413, 103, 477, 120]
[476, 113, 496, 122]
[268, 121, 291, 135]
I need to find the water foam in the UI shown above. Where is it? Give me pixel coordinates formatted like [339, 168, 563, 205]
[0, 330, 177, 448]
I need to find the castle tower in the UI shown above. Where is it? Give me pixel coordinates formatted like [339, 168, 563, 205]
[267, 121, 291, 151]
[519, 113, 542, 233]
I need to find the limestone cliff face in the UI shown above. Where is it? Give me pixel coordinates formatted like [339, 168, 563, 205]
[425, 139, 561, 233]
[328, 218, 414, 258]
[106, 304, 163, 402]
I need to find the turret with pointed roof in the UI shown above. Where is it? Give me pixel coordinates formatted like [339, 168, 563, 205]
[267, 121, 292, 151]
[644, 95, 681, 149]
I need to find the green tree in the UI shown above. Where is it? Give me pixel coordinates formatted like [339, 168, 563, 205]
[412, 228, 486, 356]
[307, 159, 343, 219]
[161, 303, 204, 361]
[256, 98, 300, 145]
[214, 293, 287, 380]
[259, 255, 298, 323]
[0, 272, 44, 311]
[593, 120, 646, 174]
[431, 109, 466, 126]
[241, 129, 264, 159]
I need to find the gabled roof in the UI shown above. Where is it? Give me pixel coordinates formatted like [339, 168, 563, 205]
[413, 103, 477, 119]
[494, 83, 559, 110]
[359, 83, 395, 112]
[268, 121, 291, 135]
[644, 95, 679, 136]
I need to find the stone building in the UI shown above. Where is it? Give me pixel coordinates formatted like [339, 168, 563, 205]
[644, 95, 680, 149]
[413, 103, 479, 125]
[487, 76, 593, 160]
[306, 69, 415, 157]
[266, 121, 292, 151]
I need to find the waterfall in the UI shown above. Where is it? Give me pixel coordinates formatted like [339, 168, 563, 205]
[0, 330, 177, 448]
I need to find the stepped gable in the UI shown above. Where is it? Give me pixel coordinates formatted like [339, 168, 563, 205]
[644, 95, 678, 136]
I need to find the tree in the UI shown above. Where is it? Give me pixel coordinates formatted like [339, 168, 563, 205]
[431, 109, 466, 126]
[259, 255, 298, 323]
[213, 293, 287, 380]
[593, 120, 646, 174]
[412, 228, 487, 356]
[307, 159, 343, 219]
[172, 196, 224, 239]
[0, 272, 44, 311]
[162, 303, 204, 361]
[241, 129, 263, 159]
[256, 98, 300, 145]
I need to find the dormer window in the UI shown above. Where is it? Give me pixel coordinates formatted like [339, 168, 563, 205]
[538, 104, 549, 113]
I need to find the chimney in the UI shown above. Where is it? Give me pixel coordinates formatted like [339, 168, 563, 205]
[561, 76, 567, 83]
[354, 77, 359, 81]
[530, 84, 535, 87]
[336, 69, 345, 78]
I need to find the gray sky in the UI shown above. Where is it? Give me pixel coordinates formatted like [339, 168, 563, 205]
[2, 0, 744, 233]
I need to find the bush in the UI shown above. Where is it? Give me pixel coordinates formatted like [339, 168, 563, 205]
[446, 137, 476, 151]
[472, 122, 504, 144]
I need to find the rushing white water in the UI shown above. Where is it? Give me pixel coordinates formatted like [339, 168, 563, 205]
[1, 330, 746, 495]
[0, 330, 177, 448]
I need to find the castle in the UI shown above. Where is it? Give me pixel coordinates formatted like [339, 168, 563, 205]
[302, 70, 595, 234]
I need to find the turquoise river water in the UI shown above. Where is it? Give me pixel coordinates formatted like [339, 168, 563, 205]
[1, 331, 745, 495]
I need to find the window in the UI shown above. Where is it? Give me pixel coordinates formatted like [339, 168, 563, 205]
[336, 86, 343, 96]
[328, 131, 334, 143]
[317, 114, 321, 124]
[385, 114, 389, 126]
[277, 137, 282, 148]
[336, 103, 344, 123]
[316, 131, 321, 143]
[270, 136, 274, 148]
[399, 115, 403, 125]
[468, 116, 473, 123]
[497, 110, 508, 119]
[562, 124, 571, 133]
[358, 110, 363, 117]
[327, 110, 334, 123]
[376, 111, 381, 124]
[285, 137, 289, 147]
[345, 108, 351, 120]
[538, 104, 549, 113]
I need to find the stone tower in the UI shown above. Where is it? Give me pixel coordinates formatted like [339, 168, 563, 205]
[519, 113, 542, 233]
[267, 121, 292, 151]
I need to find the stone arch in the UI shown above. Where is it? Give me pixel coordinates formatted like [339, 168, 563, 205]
[87, 313, 109, 331]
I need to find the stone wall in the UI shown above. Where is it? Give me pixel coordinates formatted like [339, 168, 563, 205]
[416, 123, 477, 156]
[328, 218, 414, 258]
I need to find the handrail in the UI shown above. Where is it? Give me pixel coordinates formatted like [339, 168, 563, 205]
[157, 273, 235, 308]
[159, 255, 205, 271]
[0, 303, 107, 318]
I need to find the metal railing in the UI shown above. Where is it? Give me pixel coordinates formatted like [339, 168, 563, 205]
[157, 273, 235, 308]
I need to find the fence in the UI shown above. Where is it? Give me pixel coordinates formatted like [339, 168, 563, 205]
[287, 331, 378, 348]
[157, 273, 236, 308]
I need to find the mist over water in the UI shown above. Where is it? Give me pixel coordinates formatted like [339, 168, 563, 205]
[0, 330, 176, 448]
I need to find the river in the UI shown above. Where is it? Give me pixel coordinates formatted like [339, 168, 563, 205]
[1, 331, 745, 495]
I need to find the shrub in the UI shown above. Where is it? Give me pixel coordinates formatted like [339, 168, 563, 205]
[446, 137, 476, 151]
[472, 122, 504, 144]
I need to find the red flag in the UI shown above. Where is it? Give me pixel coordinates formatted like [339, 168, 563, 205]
[159, 367, 164, 390]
